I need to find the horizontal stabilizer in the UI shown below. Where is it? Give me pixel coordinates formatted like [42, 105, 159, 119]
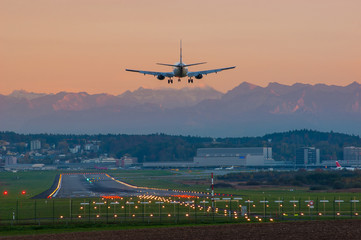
[157, 63, 178, 67]
[184, 62, 207, 67]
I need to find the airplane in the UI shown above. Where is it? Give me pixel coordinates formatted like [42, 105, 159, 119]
[335, 161, 356, 171]
[225, 166, 234, 170]
[125, 41, 236, 84]
[214, 167, 223, 170]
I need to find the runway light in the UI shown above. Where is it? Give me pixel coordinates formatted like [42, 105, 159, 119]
[78, 215, 81, 218]
[318, 213, 322, 216]
[355, 213, 359, 216]
[60, 216, 64, 219]
[114, 214, 118, 218]
[270, 218, 274, 222]
[3, 191, 8, 195]
[337, 212, 340, 216]
[96, 215, 100, 218]
[21, 190, 26, 195]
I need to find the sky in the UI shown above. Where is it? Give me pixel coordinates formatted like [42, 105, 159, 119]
[1, 0, 361, 95]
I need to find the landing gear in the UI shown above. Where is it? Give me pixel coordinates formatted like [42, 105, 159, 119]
[188, 78, 193, 83]
[168, 79, 173, 84]
[178, 78, 181, 82]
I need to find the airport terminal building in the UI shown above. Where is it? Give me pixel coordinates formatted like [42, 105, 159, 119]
[143, 147, 275, 168]
[193, 147, 274, 167]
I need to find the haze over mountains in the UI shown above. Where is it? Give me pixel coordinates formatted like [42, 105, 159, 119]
[1, 82, 361, 137]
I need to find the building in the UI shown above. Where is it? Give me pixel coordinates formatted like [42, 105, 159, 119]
[193, 147, 274, 167]
[84, 143, 99, 152]
[30, 140, 41, 151]
[4, 155, 17, 165]
[69, 145, 81, 154]
[120, 156, 138, 168]
[296, 147, 320, 166]
[344, 147, 361, 162]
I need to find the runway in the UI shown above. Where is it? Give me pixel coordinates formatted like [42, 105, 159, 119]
[53, 173, 208, 198]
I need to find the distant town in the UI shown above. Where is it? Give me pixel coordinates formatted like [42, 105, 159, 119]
[1, 130, 361, 171]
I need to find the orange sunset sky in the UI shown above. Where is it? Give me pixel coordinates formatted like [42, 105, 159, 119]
[1, 0, 361, 95]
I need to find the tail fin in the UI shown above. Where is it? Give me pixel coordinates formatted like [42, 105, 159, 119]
[180, 40, 182, 64]
[336, 161, 341, 168]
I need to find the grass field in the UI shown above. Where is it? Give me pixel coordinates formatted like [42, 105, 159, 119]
[0, 171, 58, 200]
[1, 169, 361, 235]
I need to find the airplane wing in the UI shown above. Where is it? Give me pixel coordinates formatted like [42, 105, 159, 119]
[187, 66, 236, 77]
[126, 69, 174, 78]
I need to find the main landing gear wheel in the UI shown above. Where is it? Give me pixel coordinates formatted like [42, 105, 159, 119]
[168, 79, 173, 84]
[188, 79, 193, 83]
[178, 79, 181, 82]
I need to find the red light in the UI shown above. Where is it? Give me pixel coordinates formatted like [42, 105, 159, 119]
[3, 191, 8, 195]
[21, 190, 26, 195]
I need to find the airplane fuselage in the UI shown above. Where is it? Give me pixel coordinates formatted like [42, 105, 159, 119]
[173, 62, 188, 78]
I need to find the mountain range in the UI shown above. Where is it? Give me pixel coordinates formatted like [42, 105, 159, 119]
[1, 82, 361, 137]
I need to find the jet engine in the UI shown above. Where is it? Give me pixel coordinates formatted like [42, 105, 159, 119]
[195, 74, 203, 79]
[157, 75, 165, 80]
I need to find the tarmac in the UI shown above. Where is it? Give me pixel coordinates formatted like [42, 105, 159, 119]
[53, 173, 208, 198]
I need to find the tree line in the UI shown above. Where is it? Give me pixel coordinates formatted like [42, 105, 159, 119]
[1, 129, 361, 162]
